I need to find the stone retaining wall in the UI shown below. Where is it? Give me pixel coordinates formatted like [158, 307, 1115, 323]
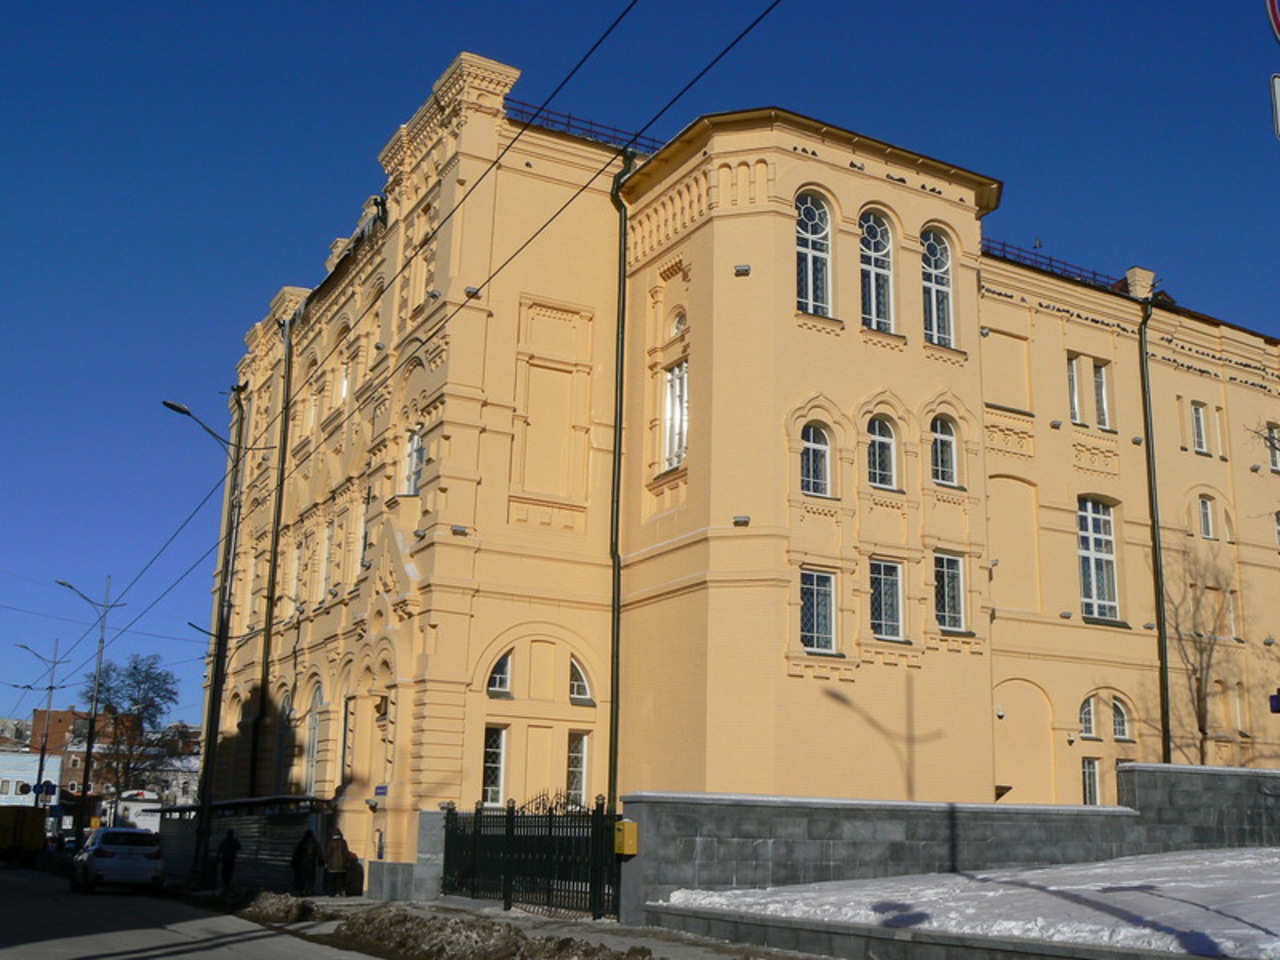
[619, 763, 1280, 925]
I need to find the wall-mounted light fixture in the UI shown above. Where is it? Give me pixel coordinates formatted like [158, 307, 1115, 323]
[465, 286, 481, 298]
[374, 341, 386, 351]
[979, 327, 991, 337]
[364, 798, 378, 811]
[1143, 623, 1156, 631]
[1050, 420, 1063, 429]
[734, 264, 751, 277]
[1265, 636, 1276, 646]
[413, 529, 427, 539]
[1131, 436, 1143, 445]
[1251, 464, 1262, 473]
[1067, 732, 1076, 745]
[428, 290, 442, 300]
[732, 516, 751, 527]
[1059, 611, 1073, 619]
[451, 524, 469, 536]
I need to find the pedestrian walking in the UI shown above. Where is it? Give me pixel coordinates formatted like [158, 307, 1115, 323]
[324, 829, 348, 896]
[291, 828, 320, 894]
[216, 829, 241, 891]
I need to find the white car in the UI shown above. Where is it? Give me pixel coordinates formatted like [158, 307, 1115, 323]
[70, 827, 164, 893]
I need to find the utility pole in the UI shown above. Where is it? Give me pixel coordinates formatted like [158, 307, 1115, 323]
[58, 577, 123, 846]
[17, 639, 67, 813]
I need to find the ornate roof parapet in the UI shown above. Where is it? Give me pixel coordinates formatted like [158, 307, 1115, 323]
[378, 52, 520, 184]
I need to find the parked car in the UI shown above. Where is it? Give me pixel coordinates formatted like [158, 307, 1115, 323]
[70, 828, 163, 893]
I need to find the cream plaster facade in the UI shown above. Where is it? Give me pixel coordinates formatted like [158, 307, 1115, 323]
[211, 52, 1280, 872]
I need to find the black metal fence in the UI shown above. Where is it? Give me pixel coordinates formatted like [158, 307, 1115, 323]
[442, 795, 619, 918]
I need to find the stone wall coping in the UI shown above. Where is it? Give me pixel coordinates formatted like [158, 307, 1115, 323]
[621, 791, 1137, 817]
[1122, 761, 1280, 779]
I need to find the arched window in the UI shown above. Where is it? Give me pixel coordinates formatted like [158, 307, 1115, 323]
[867, 417, 896, 488]
[303, 685, 322, 795]
[930, 417, 958, 485]
[1078, 498, 1119, 620]
[275, 690, 293, 794]
[1198, 495, 1215, 539]
[795, 193, 831, 317]
[405, 430, 425, 495]
[921, 229, 952, 347]
[1080, 697, 1095, 737]
[801, 423, 831, 496]
[569, 659, 591, 701]
[860, 211, 893, 331]
[488, 652, 511, 694]
[1113, 699, 1130, 739]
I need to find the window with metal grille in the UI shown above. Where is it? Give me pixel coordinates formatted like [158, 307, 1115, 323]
[870, 560, 903, 641]
[934, 553, 963, 631]
[1078, 498, 1118, 619]
[867, 417, 895, 488]
[800, 569, 835, 652]
[796, 193, 831, 316]
[801, 423, 831, 496]
[860, 212, 893, 331]
[921, 229, 952, 347]
[482, 727, 505, 806]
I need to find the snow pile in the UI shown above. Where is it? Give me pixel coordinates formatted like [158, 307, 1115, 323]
[666, 847, 1280, 958]
[335, 906, 656, 960]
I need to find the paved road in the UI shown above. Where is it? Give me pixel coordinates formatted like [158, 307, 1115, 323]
[0, 866, 370, 960]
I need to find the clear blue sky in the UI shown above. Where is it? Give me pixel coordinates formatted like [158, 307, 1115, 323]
[2, 1, 1277, 729]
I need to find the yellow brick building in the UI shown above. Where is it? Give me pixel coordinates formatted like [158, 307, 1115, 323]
[211, 52, 1280, 870]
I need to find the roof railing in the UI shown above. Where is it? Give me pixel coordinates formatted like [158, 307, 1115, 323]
[504, 97, 664, 155]
[982, 239, 1123, 291]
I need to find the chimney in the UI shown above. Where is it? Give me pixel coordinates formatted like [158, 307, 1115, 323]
[1126, 266, 1155, 300]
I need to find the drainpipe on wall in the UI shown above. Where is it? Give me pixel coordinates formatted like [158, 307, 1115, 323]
[607, 150, 635, 815]
[1134, 270, 1173, 764]
[249, 300, 299, 795]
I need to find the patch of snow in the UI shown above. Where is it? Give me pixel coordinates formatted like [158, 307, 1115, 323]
[665, 847, 1280, 958]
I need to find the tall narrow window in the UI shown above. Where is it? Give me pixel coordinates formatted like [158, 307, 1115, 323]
[482, 727, 505, 805]
[1191, 403, 1208, 453]
[1067, 356, 1081, 423]
[1199, 495, 1215, 539]
[566, 732, 588, 807]
[664, 360, 689, 470]
[796, 193, 831, 317]
[1078, 498, 1119, 620]
[1079, 696, 1096, 737]
[1113, 699, 1130, 739]
[320, 521, 334, 598]
[405, 431, 425, 494]
[860, 212, 893, 331]
[801, 423, 831, 496]
[930, 417, 957, 485]
[1082, 757, 1100, 805]
[867, 417, 896, 488]
[1093, 362, 1111, 429]
[303, 686, 322, 795]
[800, 569, 835, 652]
[870, 560, 903, 640]
[934, 554, 963, 631]
[921, 229, 952, 347]
[1269, 424, 1280, 471]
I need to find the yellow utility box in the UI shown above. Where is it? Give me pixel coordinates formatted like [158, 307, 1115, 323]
[614, 819, 638, 856]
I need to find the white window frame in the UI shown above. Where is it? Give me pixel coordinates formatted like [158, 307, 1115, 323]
[566, 731, 588, 807]
[801, 423, 831, 496]
[1191, 402, 1208, 453]
[1080, 696, 1096, 737]
[860, 212, 893, 332]
[796, 193, 831, 317]
[664, 361, 689, 471]
[930, 416, 958, 486]
[303, 686, 322, 795]
[405, 431, 425, 495]
[1082, 757, 1100, 806]
[1093, 361, 1110, 429]
[1113, 699, 1130, 739]
[1269, 423, 1280, 472]
[1199, 495, 1215, 539]
[921, 229, 952, 347]
[800, 568, 835, 652]
[488, 653, 511, 694]
[569, 659, 591, 700]
[1078, 498, 1119, 620]
[1067, 355, 1081, 423]
[482, 726, 506, 806]
[934, 553, 964, 631]
[870, 559, 903, 641]
[867, 417, 896, 489]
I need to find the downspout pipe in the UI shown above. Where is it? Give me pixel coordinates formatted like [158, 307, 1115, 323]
[249, 303, 298, 795]
[607, 150, 635, 815]
[1138, 297, 1173, 763]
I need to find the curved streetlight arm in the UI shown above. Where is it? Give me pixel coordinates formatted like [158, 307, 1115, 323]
[163, 399, 233, 452]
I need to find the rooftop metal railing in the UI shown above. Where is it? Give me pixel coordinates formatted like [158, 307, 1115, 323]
[504, 97, 665, 155]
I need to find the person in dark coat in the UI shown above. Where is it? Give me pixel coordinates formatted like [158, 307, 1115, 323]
[291, 829, 321, 894]
[324, 829, 348, 896]
[216, 829, 241, 891]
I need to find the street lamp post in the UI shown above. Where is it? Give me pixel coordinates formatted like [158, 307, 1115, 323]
[165, 385, 246, 887]
[56, 577, 123, 846]
[17, 639, 67, 812]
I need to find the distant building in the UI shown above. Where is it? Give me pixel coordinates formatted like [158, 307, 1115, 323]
[0, 752, 61, 808]
[210, 52, 1280, 876]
